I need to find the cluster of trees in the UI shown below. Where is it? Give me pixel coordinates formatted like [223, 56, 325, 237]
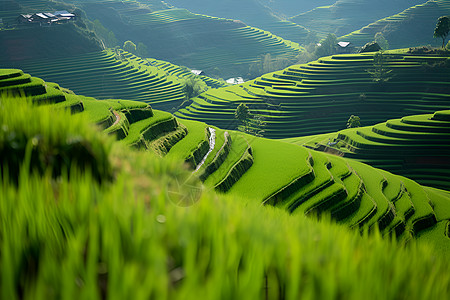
[90, 19, 150, 57]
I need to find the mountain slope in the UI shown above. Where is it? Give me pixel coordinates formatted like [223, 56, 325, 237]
[283, 110, 450, 191]
[339, 0, 450, 48]
[2, 103, 450, 298]
[259, 0, 336, 17]
[176, 50, 450, 138]
[291, 0, 426, 37]
[2, 68, 450, 251]
[164, 0, 310, 43]
[8, 50, 186, 111]
[74, 1, 302, 78]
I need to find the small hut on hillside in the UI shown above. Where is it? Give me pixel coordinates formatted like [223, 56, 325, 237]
[336, 41, 355, 54]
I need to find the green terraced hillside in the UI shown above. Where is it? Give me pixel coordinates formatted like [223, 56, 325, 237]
[291, 0, 426, 37]
[2, 68, 450, 253]
[72, 1, 301, 78]
[164, 0, 310, 44]
[282, 110, 450, 191]
[0, 0, 54, 24]
[340, 0, 450, 48]
[8, 49, 189, 111]
[146, 58, 228, 89]
[259, 0, 335, 17]
[0, 24, 102, 62]
[176, 51, 450, 138]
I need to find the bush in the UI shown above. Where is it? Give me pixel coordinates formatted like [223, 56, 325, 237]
[359, 41, 381, 53]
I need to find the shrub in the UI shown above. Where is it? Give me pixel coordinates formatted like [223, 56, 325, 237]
[347, 115, 361, 128]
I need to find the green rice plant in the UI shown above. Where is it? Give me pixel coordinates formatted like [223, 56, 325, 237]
[0, 95, 113, 183]
[2, 154, 450, 299]
[2, 68, 450, 253]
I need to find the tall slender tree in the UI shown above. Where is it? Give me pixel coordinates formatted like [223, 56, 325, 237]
[235, 103, 251, 132]
[434, 16, 450, 48]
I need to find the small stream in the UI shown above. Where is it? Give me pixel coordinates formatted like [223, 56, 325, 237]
[194, 127, 216, 173]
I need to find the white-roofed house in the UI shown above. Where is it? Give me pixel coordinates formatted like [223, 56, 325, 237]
[336, 41, 355, 54]
[191, 70, 205, 76]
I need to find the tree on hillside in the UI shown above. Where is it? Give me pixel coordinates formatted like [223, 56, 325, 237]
[375, 32, 389, 50]
[235, 103, 251, 132]
[434, 16, 450, 48]
[248, 114, 266, 137]
[315, 33, 337, 58]
[123, 40, 137, 54]
[366, 51, 393, 84]
[347, 115, 361, 129]
[183, 77, 208, 100]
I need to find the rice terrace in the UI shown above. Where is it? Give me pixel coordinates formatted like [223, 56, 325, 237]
[1, 0, 450, 299]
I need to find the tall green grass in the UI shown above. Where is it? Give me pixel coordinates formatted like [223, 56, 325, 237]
[0, 95, 112, 182]
[2, 151, 450, 299]
[1, 94, 450, 299]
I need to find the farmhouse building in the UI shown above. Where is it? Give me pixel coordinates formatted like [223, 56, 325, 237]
[191, 69, 205, 76]
[226, 77, 244, 85]
[16, 11, 76, 26]
[336, 41, 355, 54]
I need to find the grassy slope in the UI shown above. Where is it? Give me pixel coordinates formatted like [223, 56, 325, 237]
[2, 84, 450, 299]
[281, 109, 450, 191]
[0, 0, 104, 61]
[339, 0, 450, 48]
[2, 68, 449, 253]
[290, 0, 425, 37]
[1, 149, 449, 299]
[76, 2, 301, 78]
[176, 50, 450, 138]
[8, 50, 186, 111]
[0, 24, 102, 62]
[259, 0, 336, 17]
[164, 0, 310, 44]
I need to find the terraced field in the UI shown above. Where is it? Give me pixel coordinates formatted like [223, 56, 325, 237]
[290, 0, 425, 37]
[260, 0, 335, 17]
[0, 0, 52, 24]
[283, 110, 450, 191]
[176, 51, 450, 138]
[2, 68, 450, 252]
[164, 0, 310, 43]
[73, 2, 302, 78]
[11, 50, 188, 111]
[340, 0, 450, 48]
[146, 58, 228, 89]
